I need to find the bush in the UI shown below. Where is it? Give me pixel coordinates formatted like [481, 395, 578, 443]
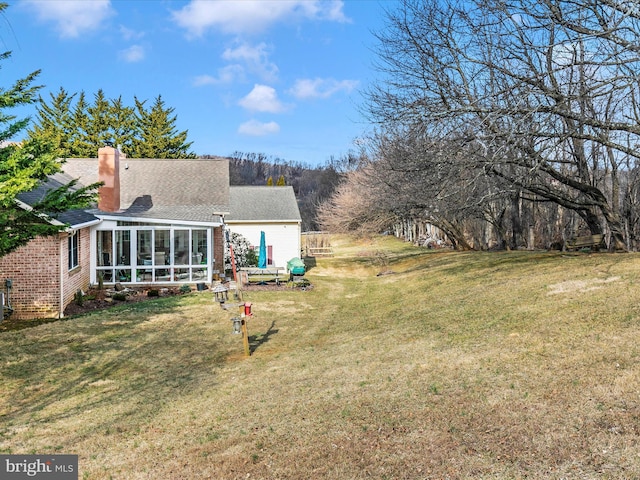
[112, 293, 127, 301]
[74, 290, 84, 306]
[225, 232, 259, 270]
[147, 289, 160, 297]
[180, 284, 191, 294]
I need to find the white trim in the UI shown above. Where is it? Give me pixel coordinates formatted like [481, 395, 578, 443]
[226, 220, 302, 225]
[15, 198, 101, 231]
[68, 230, 79, 270]
[69, 218, 101, 230]
[90, 224, 215, 285]
[59, 236, 64, 318]
[95, 214, 223, 228]
[15, 198, 66, 227]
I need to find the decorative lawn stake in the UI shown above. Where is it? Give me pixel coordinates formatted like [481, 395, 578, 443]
[213, 284, 229, 304]
[231, 316, 242, 334]
[232, 302, 252, 356]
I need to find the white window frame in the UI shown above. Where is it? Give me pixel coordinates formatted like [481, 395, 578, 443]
[68, 231, 79, 271]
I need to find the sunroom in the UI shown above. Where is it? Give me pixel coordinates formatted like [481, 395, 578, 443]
[91, 219, 221, 285]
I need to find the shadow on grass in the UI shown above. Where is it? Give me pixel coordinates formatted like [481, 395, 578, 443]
[0, 291, 189, 333]
[249, 320, 278, 354]
[402, 250, 566, 278]
[0, 294, 228, 451]
[0, 315, 62, 333]
[303, 257, 317, 272]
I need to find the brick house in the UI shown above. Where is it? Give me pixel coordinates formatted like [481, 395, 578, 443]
[2, 146, 230, 320]
[2, 146, 304, 320]
[0, 173, 100, 319]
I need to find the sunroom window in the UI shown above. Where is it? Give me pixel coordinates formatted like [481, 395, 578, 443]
[96, 226, 212, 284]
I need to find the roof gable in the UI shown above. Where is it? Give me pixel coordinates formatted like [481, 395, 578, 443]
[226, 186, 301, 222]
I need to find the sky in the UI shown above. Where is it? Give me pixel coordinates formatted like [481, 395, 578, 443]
[0, 0, 391, 166]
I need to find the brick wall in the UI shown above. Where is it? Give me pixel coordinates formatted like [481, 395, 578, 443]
[0, 228, 92, 320]
[61, 228, 92, 312]
[0, 235, 61, 319]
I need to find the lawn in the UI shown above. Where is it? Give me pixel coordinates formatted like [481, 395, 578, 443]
[1, 235, 640, 479]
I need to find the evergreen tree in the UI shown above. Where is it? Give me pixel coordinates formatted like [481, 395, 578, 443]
[267, 176, 274, 186]
[109, 96, 136, 155]
[27, 87, 75, 158]
[132, 95, 196, 158]
[86, 89, 113, 148]
[31, 91, 197, 159]
[276, 174, 285, 186]
[0, 6, 100, 257]
[68, 92, 93, 157]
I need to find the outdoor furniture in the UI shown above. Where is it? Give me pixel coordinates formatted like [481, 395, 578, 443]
[242, 267, 284, 284]
[565, 234, 605, 251]
[155, 251, 166, 265]
[142, 259, 153, 281]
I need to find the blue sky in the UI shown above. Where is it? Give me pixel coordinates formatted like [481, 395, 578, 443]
[1, 0, 390, 166]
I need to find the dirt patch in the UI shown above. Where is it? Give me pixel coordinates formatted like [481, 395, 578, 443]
[547, 276, 620, 295]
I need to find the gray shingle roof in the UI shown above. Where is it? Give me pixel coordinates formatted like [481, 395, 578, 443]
[62, 157, 230, 222]
[16, 172, 99, 227]
[19, 158, 299, 227]
[226, 186, 301, 222]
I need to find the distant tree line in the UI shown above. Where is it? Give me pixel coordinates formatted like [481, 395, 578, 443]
[0, 0, 341, 259]
[319, 0, 640, 252]
[223, 151, 346, 232]
[32, 88, 342, 231]
[28, 88, 196, 159]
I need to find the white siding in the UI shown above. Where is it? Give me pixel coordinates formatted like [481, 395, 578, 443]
[226, 222, 301, 270]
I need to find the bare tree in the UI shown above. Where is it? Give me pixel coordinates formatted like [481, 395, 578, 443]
[317, 165, 395, 236]
[365, 0, 640, 250]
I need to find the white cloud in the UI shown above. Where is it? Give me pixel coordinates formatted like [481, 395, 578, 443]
[223, 42, 278, 82]
[238, 120, 280, 136]
[119, 45, 145, 63]
[239, 85, 288, 113]
[119, 25, 145, 42]
[289, 78, 359, 99]
[171, 0, 348, 37]
[22, 0, 114, 38]
[194, 65, 246, 86]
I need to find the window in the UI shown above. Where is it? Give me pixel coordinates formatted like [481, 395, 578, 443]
[68, 231, 79, 270]
[95, 226, 212, 283]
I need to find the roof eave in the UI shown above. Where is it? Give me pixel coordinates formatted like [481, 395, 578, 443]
[95, 213, 224, 227]
[15, 198, 67, 227]
[225, 219, 302, 224]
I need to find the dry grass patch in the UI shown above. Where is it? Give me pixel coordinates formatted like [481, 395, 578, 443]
[2, 238, 640, 478]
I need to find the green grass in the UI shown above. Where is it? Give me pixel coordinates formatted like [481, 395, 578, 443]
[2, 234, 640, 478]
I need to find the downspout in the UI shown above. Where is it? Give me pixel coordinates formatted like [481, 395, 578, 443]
[59, 234, 64, 318]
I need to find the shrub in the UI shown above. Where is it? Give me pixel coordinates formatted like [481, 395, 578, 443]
[112, 293, 127, 301]
[225, 232, 258, 270]
[147, 289, 160, 297]
[180, 284, 191, 294]
[74, 290, 84, 306]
